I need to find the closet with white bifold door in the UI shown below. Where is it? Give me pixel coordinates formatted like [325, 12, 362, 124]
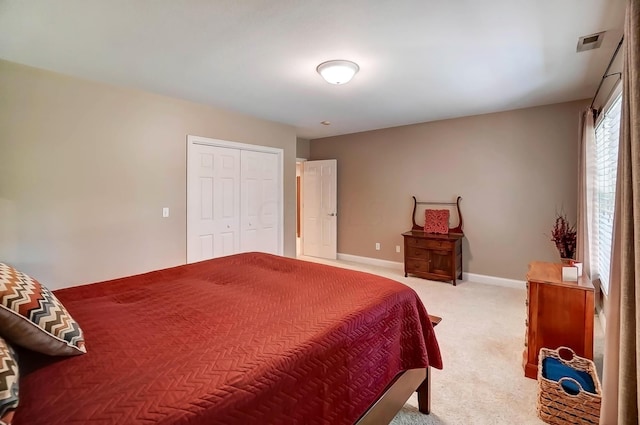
[186, 135, 283, 264]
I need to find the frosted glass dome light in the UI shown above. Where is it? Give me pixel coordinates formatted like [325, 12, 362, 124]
[316, 60, 360, 85]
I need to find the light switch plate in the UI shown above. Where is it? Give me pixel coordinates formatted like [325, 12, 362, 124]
[162, 207, 169, 218]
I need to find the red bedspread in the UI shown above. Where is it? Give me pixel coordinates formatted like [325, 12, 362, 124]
[14, 253, 441, 425]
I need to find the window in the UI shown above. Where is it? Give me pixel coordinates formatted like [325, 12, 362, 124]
[592, 93, 622, 294]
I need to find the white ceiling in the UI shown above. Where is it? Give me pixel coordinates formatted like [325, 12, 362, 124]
[0, 0, 625, 139]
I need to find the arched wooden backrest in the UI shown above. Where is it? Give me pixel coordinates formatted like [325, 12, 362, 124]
[411, 196, 463, 235]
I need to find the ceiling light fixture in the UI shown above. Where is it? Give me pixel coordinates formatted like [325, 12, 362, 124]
[316, 60, 359, 85]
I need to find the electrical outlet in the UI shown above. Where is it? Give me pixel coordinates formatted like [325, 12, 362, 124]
[396, 245, 401, 253]
[162, 207, 169, 218]
[375, 242, 380, 251]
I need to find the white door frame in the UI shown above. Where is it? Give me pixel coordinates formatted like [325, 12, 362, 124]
[296, 159, 306, 257]
[186, 135, 284, 260]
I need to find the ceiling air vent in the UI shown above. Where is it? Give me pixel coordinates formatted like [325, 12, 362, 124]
[577, 31, 605, 52]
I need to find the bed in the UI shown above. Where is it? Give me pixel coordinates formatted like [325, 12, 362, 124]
[12, 253, 442, 424]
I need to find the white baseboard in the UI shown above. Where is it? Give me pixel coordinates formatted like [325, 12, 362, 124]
[336, 253, 404, 270]
[462, 272, 525, 288]
[336, 253, 525, 288]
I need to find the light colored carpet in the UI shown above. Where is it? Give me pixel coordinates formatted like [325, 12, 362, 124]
[298, 256, 604, 425]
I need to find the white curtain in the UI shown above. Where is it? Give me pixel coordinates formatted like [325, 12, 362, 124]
[577, 108, 595, 279]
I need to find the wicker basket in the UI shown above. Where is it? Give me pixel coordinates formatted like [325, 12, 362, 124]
[537, 346, 602, 425]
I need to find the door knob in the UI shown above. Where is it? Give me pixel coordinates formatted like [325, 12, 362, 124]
[328, 213, 337, 217]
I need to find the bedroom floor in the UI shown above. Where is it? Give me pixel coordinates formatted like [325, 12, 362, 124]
[297, 256, 604, 425]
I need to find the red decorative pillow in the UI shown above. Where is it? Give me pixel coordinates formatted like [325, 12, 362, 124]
[424, 209, 450, 234]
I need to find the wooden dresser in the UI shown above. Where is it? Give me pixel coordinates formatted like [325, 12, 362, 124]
[402, 231, 463, 285]
[402, 196, 464, 286]
[522, 261, 595, 379]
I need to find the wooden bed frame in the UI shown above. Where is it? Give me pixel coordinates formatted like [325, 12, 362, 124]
[355, 368, 431, 425]
[355, 315, 441, 424]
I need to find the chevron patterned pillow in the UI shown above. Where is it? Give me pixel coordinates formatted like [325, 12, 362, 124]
[0, 263, 86, 356]
[0, 336, 18, 425]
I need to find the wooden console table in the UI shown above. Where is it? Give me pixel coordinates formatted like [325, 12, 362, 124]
[522, 261, 595, 379]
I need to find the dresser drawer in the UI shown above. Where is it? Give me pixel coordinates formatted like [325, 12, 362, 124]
[406, 237, 453, 251]
[406, 246, 429, 259]
[405, 258, 429, 273]
[406, 237, 427, 249]
[427, 240, 454, 250]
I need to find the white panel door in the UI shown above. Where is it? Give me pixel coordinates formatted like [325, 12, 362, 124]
[241, 150, 279, 254]
[302, 160, 337, 259]
[187, 144, 240, 263]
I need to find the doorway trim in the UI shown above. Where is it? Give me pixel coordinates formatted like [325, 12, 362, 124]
[295, 159, 307, 257]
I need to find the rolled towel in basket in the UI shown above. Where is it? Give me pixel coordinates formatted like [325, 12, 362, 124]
[542, 357, 596, 395]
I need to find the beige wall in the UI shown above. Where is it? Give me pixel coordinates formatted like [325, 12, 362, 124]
[310, 100, 589, 280]
[296, 138, 310, 159]
[0, 60, 297, 289]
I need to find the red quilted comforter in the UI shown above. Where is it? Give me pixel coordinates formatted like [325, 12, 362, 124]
[14, 253, 442, 425]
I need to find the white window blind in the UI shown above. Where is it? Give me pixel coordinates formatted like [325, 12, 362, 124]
[592, 93, 621, 294]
